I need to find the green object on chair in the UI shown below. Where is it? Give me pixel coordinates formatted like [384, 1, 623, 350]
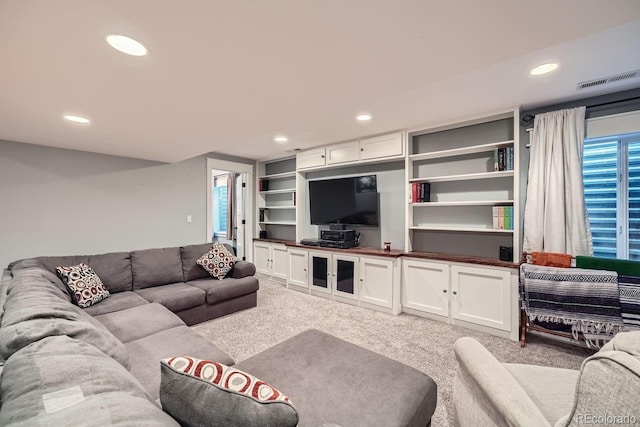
[575, 255, 640, 276]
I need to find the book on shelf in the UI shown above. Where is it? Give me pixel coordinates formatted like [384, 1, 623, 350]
[411, 182, 431, 203]
[259, 179, 269, 191]
[259, 209, 265, 222]
[493, 147, 514, 172]
[492, 205, 513, 230]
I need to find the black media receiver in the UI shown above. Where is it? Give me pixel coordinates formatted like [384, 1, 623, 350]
[321, 229, 356, 241]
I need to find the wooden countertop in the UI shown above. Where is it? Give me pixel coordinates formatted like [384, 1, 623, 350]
[253, 238, 519, 267]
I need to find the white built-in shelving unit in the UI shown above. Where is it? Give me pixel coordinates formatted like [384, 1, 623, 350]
[406, 109, 520, 262]
[256, 157, 297, 241]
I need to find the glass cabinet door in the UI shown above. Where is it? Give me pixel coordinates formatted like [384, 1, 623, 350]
[335, 259, 355, 295]
[312, 255, 329, 289]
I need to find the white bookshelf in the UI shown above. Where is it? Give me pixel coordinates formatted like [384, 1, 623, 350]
[256, 157, 297, 241]
[406, 109, 520, 261]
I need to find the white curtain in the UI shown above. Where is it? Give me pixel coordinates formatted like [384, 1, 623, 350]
[522, 106, 593, 256]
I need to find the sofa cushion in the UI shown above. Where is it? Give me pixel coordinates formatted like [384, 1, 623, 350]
[125, 325, 235, 400]
[135, 283, 206, 312]
[160, 356, 298, 427]
[0, 335, 178, 426]
[55, 263, 110, 308]
[504, 364, 579, 425]
[83, 291, 149, 316]
[94, 303, 184, 343]
[180, 243, 214, 282]
[197, 242, 238, 280]
[236, 329, 437, 427]
[187, 276, 259, 304]
[0, 268, 130, 369]
[35, 252, 133, 293]
[131, 247, 183, 290]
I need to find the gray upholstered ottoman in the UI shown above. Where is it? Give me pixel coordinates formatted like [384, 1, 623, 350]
[236, 329, 437, 427]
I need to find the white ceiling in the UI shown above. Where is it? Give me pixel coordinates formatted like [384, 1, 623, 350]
[1, 1, 640, 163]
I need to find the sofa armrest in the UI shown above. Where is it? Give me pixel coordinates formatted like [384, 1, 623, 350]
[228, 261, 256, 279]
[453, 337, 551, 427]
[560, 333, 640, 427]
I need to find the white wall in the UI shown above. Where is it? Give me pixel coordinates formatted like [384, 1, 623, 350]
[0, 139, 252, 269]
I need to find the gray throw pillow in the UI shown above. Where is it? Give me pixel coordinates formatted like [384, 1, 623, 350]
[160, 356, 298, 427]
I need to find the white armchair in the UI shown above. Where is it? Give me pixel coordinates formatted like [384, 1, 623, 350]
[453, 332, 640, 427]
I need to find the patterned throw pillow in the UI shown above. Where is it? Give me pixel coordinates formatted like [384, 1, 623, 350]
[196, 243, 237, 280]
[55, 263, 110, 308]
[160, 356, 298, 427]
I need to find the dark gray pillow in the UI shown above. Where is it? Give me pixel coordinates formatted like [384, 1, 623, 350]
[0, 335, 177, 426]
[131, 247, 183, 289]
[0, 268, 130, 369]
[180, 243, 214, 282]
[160, 356, 298, 427]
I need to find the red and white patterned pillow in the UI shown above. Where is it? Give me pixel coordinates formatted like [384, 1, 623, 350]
[55, 263, 110, 308]
[163, 356, 291, 403]
[160, 356, 298, 427]
[196, 242, 237, 280]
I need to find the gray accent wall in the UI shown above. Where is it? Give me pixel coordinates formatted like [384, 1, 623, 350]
[0, 139, 252, 270]
[303, 161, 405, 250]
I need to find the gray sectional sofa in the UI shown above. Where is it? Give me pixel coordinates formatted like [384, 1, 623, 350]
[0, 243, 437, 426]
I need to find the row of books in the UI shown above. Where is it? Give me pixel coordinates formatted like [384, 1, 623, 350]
[492, 206, 514, 230]
[494, 147, 514, 171]
[411, 182, 431, 203]
[258, 179, 270, 191]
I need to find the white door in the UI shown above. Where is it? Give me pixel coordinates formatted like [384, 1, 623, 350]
[359, 257, 394, 308]
[450, 265, 512, 331]
[271, 244, 289, 280]
[325, 141, 360, 165]
[253, 242, 271, 275]
[288, 249, 309, 289]
[359, 132, 403, 160]
[402, 259, 450, 317]
[235, 173, 246, 260]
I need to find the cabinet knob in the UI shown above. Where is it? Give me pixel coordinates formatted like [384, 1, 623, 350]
[321, 154, 325, 158]
[361, 147, 364, 151]
[442, 289, 447, 293]
[303, 268, 307, 272]
[360, 278, 363, 282]
[452, 290, 458, 295]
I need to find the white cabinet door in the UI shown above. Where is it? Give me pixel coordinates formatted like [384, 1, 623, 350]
[450, 264, 512, 331]
[308, 251, 332, 294]
[333, 254, 359, 300]
[359, 256, 394, 309]
[360, 132, 403, 160]
[288, 248, 309, 289]
[325, 141, 360, 165]
[271, 244, 288, 280]
[253, 242, 271, 275]
[402, 259, 450, 317]
[296, 147, 326, 170]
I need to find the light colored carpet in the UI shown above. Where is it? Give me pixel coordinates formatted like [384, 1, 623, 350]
[192, 275, 594, 427]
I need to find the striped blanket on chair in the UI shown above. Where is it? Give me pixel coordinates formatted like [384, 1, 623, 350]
[520, 264, 624, 348]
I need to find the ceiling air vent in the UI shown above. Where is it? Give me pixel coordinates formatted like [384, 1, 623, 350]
[577, 69, 640, 91]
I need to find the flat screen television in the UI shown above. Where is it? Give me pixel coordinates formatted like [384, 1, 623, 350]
[308, 175, 379, 226]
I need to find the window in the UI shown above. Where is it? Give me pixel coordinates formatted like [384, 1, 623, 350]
[583, 132, 640, 260]
[213, 175, 228, 237]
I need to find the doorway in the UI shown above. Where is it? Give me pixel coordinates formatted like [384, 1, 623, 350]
[206, 158, 254, 261]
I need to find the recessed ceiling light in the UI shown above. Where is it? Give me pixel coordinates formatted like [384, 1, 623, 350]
[63, 114, 91, 124]
[357, 114, 372, 121]
[274, 136, 288, 143]
[530, 63, 558, 76]
[106, 34, 148, 56]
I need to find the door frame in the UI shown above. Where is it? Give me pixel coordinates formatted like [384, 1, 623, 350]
[206, 158, 254, 262]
